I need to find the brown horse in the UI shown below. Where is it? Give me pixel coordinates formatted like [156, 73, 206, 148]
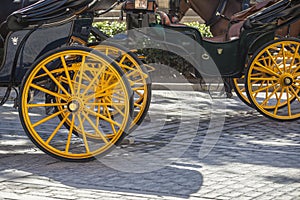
[169, 0, 300, 37]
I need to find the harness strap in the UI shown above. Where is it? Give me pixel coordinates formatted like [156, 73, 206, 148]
[206, 0, 230, 26]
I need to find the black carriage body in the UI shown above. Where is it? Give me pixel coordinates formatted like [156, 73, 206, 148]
[200, 29, 275, 77]
[5, 22, 72, 85]
[157, 24, 275, 77]
[0, 0, 39, 26]
[0, 0, 94, 86]
[0, 16, 93, 86]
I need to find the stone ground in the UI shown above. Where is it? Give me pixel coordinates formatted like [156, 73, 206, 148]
[0, 89, 299, 200]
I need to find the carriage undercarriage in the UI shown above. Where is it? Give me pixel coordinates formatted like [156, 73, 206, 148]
[0, 0, 299, 161]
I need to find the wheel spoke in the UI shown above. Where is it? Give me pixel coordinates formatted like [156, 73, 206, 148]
[119, 54, 129, 64]
[65, 114, 75, 153]
[290, 86, 300, 102]
[85, 108, 122, 127]
[290, 44, 300, 72]
[105, 96, 125, 118]
[266, 50, 283, 74]
[261, 85, 280, 107]
[253, 65, 280, 77]
[119, 63, 136, 71]
[32, 109, 67, 128]
[76, 55, 86, 95]
[77, 113, 90, 153]
[281, 43, 287, 72]
[133, 89, 144, 98]
[286, 87, 292, 117]
[61, 56, 75, 94]
[85, 102, 125, 106]
[273, 89, 284, 115]
[103, 105, 117, 136]
[134, 103, 142, 108]
[27, 102, 67, 108]
[82, 65, 107, 96]
[46, 112, 71, 144]
[30, 83, 68, 101]
[86, 82, 120, 101]
[252, 81, 277, 94]
[41, 65, 71, 98]
[250, 77, 278, 81]
[81, 112, 109, 144]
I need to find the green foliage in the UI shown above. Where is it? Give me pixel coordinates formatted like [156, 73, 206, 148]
[92, 21, 212, 37]
[184, 21, 213, 38]
[93, 21, 127, 37]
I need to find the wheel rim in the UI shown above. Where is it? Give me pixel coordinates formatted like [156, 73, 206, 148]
[92, 44, 151, 131]
[20, 49, 132, 160]
[246, 39, 300, 121]
[232, 76, 252, 107]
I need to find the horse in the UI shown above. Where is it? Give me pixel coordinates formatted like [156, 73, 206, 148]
[168, 0, 300, 37]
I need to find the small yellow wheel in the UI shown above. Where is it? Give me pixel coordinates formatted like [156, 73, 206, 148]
[90, 42, 151, 132]
[245, 38, 300, 121]
[232, 76, 253, 108]
[19, 46, 133, 161]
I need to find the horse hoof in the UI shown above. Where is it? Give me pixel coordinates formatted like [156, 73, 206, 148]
[226, 92, 233, 98]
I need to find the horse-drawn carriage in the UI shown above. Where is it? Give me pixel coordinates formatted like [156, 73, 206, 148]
[0, 0, 299, 161]
[121, 0, 300, 121]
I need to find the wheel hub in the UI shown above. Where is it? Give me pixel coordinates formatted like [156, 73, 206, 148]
[284, 77, 293, 86]
[280, 74, 294, 87]
[67, 100, 81, 112]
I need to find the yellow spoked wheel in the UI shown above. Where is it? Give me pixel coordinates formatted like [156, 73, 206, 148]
[90, 42, 151, 132]
[232, 37, 288, 109]
[245, 38, 300, 121]
[232, 75, 291, 110]
[19, 46, 133, 161]
[232, 76, 253, 108]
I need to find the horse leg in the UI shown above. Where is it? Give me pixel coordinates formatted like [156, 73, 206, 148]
[168, 0, 190, 22]
[223, 78, 233, 98]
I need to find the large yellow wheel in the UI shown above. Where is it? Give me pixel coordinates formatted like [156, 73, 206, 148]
[232, 37, 290, 109]
[90, 42, 151, 132]
[19, 46, 133, 161]
[245, 38, 300, 121]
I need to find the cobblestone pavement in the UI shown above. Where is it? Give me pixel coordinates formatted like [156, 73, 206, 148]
[0, 89, 299, 200]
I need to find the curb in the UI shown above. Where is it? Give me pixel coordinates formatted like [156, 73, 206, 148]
[151, 82, 225, 91]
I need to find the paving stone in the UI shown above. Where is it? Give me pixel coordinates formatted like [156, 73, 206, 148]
[0, 91, 299, 199]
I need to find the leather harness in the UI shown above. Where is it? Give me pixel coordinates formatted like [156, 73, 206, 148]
[206, 0, 251, 26]
[169, 0, 251, 27]
[206, 0, 230, 26]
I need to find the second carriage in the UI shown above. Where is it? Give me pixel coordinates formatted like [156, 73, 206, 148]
[119, 0, 300, 121]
